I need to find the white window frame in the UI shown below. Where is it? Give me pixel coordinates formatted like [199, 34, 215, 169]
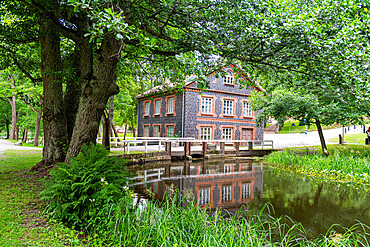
[167, 97, 175, 114]
[200, 127, 212, 140]
[243, 101, 253, 117]
[199, 187, 211, 205]
[167, 125, 174, 137]
[155, 100, 161, 115]
[221, 185, 232, 202]
[223, 70, 234, 85]
[144, 125, 149, 137]
[241, 183, 251, 199]
[222, 128, 233, 141]
[144, 102, 150, 116]
[154, 125, 161, 137]
[223, 100, 233, 116]
[201, 97, 212, 114]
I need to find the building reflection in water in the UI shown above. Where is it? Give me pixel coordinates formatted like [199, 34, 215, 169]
[130, 159, 263, 212]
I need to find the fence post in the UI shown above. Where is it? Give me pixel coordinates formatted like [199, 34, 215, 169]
[166, 141, 172, 156]
[235, 142, 240, 156]
[184, 142, 188, 156]
[248, 141, 253, 151]
[220, 141, 225, 155]
[202, 142, 207, 157]
[158, 141, 161, 152]
[127, 142, 130, 154]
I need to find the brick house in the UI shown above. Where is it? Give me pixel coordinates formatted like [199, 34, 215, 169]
[136, 66, 264, 141]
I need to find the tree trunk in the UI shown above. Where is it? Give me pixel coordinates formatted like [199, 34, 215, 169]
[315, 119, 328, 156]
[33, 23, 68, 170]
[15, 111, 19, 140]
[130, 117, 136, 138]
[111, 121, 120, 141]
[64, 48, 81, 143]
[124, 122, 128, 140]
[108, 96, 114, 137]
[22, 129, 28, 143]
[9, 82, 17, 140]
[101, 112, 110, 150]
[5, 119, 10, 139]
[33, 105, 42, 147]
[66, 33, 120, 162]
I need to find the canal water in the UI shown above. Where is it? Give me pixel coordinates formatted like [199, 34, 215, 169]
[128, 158, 370, 238]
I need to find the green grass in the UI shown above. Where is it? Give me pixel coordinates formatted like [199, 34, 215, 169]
[0, 150, 83, 246]
[6, 138, 43, 148]
[278, 121, 340, 134]
[265, 145, 370, 185]
[329, 133, 368, 145]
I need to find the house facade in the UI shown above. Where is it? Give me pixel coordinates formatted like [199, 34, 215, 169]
[136, 66, 264, 141]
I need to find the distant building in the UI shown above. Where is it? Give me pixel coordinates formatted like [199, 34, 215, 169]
[135, 66, 264, 141]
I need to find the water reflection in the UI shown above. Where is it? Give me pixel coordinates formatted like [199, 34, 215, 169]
[128, 159, 370, 238]
[129, 159, 263, 213]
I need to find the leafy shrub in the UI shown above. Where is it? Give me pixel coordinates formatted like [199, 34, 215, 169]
[41, 143, 129, 230]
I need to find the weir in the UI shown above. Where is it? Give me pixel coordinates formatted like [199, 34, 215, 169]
[101, 137, 276, 163]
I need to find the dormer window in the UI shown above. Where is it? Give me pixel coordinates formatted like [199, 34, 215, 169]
[223, 70, 234, 85]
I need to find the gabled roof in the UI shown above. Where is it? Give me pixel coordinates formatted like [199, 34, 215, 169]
[135, 77, 196, 99]
[135, 67, 265, 99]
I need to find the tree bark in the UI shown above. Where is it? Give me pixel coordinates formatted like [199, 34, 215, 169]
[315, 119, 328, 156]
[111, 121, 120, 141]
[9, 80, 17, 140]
[33, 105, 42, 147]
[66, 33, 120, 162]
[22, 129, 28, 143]
[5, 119, 10, 139]
[130, 116, 136, 138]
[101, 112, 110, 150]
[108, 95, 114, 137]
[35, 23, 68, 169]
[64, 48, 81, 143]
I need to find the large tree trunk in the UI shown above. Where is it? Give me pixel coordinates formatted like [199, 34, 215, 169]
[315, 119, 328, 156]
[108, 96, 114, 137]
[65, 34, 120, 162]
[64, 48, 81, 143]
[33, 105, 42, 147]
[34, 23, 68, 170]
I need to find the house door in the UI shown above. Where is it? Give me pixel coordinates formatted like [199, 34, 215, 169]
[242, 129, 253, 146]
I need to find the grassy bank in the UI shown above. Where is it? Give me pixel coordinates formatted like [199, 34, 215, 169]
[265, 145, 370, 185]
[0, 150, 83, 246]
[1, 149, 369, 246]
[278, 121, 340, 134]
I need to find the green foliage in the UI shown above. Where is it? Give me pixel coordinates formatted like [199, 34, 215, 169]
[265, 145, 370, 185]
[41, 143, 129, 230]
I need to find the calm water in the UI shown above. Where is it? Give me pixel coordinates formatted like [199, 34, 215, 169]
[128, 158, 370, 237]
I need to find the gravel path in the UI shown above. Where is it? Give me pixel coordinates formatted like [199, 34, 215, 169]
[265, 126, 366, 149]
[0, 139, 41, 155]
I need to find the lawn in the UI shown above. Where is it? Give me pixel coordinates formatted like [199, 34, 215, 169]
[278, 120, 341, 134]
[329, 133, 368, 145]
[0, 150, 83, 246]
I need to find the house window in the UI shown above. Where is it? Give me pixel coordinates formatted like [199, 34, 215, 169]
[199, 187, 211, 205]
[167, 125, 174, 137]
[144, 125, 150, 137]
[167, 97, 175, 114]
[221, 185, 232, 202]
[154, 125, 161, 137]
[222, 128, 233, 141]
[223, 165, 232, 173]
[243, 102, 252, 117]
[241, 183, 251, 199]
[201, 97, 212, 114]
[144, 102, 150, 116]
[223, 70, 234, 85]
[155, 100, 161, 115]
[200, 127, 212, 140]
[223, 100, 233, 115]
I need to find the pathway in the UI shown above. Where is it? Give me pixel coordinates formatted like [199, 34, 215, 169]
[265, 125, 365, 149]
[0, 139, 41, 155]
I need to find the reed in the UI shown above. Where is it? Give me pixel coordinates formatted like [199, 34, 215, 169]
[265, 145, 370, 185]
[92, 193, 370, 246]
